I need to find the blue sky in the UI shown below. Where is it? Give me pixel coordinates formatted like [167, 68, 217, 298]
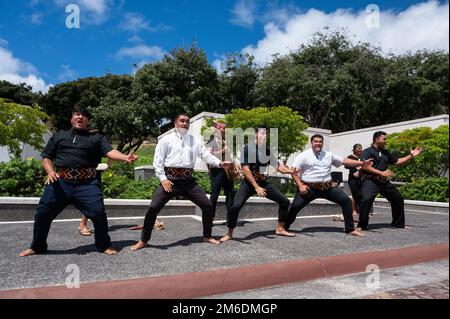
[0, 0, 448, 92]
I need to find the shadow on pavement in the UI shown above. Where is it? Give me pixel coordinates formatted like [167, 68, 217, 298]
[45, 240, 136, 255]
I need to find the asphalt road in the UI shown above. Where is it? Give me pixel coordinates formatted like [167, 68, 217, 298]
[1, 205, 448, 292]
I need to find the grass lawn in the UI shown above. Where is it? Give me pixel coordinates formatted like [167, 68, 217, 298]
[134, 144, 156, 166]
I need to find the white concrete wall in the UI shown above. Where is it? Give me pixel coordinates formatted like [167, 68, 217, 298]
[329, 115, 449, 180]
[0, 130, 51, 162]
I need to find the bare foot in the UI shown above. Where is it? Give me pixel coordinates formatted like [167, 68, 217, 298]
[19, 248, 36, 257]
[348, 229, 365, 237]
[103, 247, 118, 255]
[79, 226, 92, 236]
[392, 225, 411, 229]
[154, 221, 165, 230]
[129, 222, 165, 231]
[219, 234, 233, 243]
[275, 228, 296, 237]
[130, 241, 148, 251]
[203, 237, 221, 245]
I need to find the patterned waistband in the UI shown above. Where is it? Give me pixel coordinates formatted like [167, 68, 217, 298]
[361, 174, 389, 183]
[164, 167, 193, 179]
[56, 167, 97, 180]
[305, 181, 333, 191]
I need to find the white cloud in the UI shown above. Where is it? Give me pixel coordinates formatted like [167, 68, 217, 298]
[241, 1, 449, 65]
[54, 0, 113, 24]
[0, 38, 8, 47]
[79, 0, 109, 15]
[0, 47, 52, 92]
[30, 12, 44, 25]
[212, 59, 224, 74]
[58, 64, 78, 82]
[119, 12, 156, 33]
[115, 45, 166, 60]
[230, 0, 257, 28]
[128, 35, 143, 43]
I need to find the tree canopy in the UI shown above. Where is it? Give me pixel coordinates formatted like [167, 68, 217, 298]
[0, 98, 49, 158]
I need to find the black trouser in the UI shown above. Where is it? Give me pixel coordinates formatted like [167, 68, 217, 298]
[348, 177, 362, 213]
[284, 186, 355, 233]
[31, 178, 111, 253]
[358, 179, 405, 230]
[209, 167, 236, 218]
[227, 180, 290, 229]
[141, 178, 214, 242]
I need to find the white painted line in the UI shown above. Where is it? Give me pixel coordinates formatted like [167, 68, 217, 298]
[0, 215, 198, 225]
[374, 206, 449, 216]
[213, 214, 342, 224]
[1, 209, 446, 226]
[0, 214, 345, 225]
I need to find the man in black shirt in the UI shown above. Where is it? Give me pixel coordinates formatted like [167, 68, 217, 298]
[358, 131, 422, 231]
[206, 122, 236, 220]
[219, 126, 294, 242]
[20, 106, 138, 257]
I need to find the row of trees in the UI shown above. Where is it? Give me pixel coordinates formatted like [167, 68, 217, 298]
[0, 30, 448, 154]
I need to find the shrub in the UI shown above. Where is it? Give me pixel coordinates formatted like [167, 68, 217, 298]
[0, 158, 46, 196]
[398, 177, 449, 202]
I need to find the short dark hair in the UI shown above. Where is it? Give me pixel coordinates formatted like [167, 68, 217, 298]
[310, 134, 324, 142]
[72, 105, 92, 119]
[373, 131, 387, 142]
[174, 113, 190, 123]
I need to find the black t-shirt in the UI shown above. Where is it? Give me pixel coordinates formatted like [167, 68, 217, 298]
[40, 129, 113, 168]
[240, 144, 278, 174]
[360, 146, 398, 176]
[345, 154, 360, 179]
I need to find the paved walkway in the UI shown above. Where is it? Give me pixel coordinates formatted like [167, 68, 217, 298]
[0, 207, 448, 298]
[366, 279, 449, 299]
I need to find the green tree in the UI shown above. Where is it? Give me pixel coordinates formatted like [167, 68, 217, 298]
[0, 98, 49, 158]
[0, 80, 42, 106]
[387, 125, 449, 182]
[380, 50, 449, 123]
[218, 53, 259, 112]
[224, 106, 309, 158]
[39, 76, 106, 130]
[87, 75, 149, 153]
[255, 29, 448, 132]
[133, 44, 220, 133]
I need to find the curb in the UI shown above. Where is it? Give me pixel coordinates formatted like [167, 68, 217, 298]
[0, 242, 448, 299]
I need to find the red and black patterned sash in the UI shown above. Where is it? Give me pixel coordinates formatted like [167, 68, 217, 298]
[306, 181, 333, 191]
[361, 174, 389, 183]
[56, 167, 97, 180]
[164, 167, 193, 179]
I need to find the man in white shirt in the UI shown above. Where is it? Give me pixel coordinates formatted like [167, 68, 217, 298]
[283, 134, 373, 237]
[131, 114, 232, 251]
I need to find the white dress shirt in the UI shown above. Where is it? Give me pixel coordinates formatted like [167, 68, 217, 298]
[153, 129, 221, 181]
[292, 149, 344, 183]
